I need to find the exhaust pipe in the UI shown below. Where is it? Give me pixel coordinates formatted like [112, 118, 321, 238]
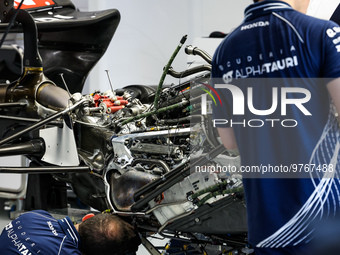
[3, 9, 70, 111]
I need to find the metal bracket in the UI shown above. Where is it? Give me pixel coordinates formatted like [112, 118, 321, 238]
[140, 236, 162, 255]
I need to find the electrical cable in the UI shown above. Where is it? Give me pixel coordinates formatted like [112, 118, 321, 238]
[0, 0, 25, 48]
[153, 35, 187, 109]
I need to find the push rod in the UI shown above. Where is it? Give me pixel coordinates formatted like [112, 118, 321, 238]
[0, 115, 63, 127]
[0, 166, 90, 174]
[0, 99, 85, 146]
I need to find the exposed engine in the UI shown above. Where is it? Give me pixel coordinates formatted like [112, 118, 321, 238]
[0, 1, 249, 254]
[52, 66, 246, 238]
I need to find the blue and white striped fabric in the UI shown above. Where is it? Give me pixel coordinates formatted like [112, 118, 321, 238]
[0, 210, 81, 254]
[212, 0, 340, 249]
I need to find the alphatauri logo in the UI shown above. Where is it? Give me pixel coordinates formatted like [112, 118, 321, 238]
[241, 21, 270, 30]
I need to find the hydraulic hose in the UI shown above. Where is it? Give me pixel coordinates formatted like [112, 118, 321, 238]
[167, 65, 211, 78]
[196, 187, 244, 207]
[158, 84, 205, 108]
[153, 35, 187, 109]
[120, 100, 189, 126]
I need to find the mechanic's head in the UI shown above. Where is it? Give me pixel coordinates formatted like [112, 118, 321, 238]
[78, 213, 140, 255]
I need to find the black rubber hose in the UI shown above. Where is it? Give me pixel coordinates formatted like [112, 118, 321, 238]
[167, 65, 211, 78]
[4, 9, 42, 68]
[157, 115, 202, 125]
[158, 84, 205, 108]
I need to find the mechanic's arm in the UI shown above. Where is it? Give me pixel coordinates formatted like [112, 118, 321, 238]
[217, 127, 238, 150]
[327, 77, 340, 114]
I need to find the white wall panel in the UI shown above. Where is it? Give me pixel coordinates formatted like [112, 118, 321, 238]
[84, 0, 251, 93]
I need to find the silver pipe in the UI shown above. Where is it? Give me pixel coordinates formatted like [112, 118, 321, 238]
[185, 45, 212, 65]
[145, 200, 188, 214]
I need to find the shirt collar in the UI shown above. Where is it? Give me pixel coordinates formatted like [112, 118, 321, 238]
[244, 0, 293, 22]
[58, 216, 81, 249]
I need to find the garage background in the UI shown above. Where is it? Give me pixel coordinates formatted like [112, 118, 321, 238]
[0, 0, 252, 254]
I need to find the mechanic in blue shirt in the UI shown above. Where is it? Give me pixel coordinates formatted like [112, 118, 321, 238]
[0, 210, 140, 255]
[212, 0, 340, 254]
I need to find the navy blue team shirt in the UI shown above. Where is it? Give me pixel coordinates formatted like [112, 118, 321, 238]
[0, 210, 81, 254]
[212, 0, 340, 249]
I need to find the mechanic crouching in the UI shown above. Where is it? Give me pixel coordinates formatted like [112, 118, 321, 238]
[0, 210, 140, 255]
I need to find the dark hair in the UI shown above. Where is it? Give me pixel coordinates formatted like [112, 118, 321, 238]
[253, 0, 260, 2]
[78, 213, 141, 255]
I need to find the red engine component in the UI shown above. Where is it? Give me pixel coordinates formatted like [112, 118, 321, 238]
[93, 93, 128, 113]
[107, 105, 125, 113]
